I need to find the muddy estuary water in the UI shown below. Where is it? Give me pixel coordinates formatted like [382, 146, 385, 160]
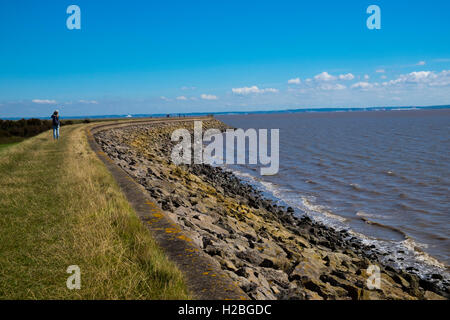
[218, 109, 450, 276]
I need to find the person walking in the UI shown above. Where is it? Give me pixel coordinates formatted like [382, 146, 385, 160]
[51, 110, 61, 140]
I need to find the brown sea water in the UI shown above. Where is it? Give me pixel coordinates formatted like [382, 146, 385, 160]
[217, 109, 450, 275]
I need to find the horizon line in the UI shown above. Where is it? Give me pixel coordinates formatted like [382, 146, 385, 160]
[2, 104, 450, 121]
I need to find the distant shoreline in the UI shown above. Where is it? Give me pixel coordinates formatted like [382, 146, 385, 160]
[2, 104, 450, 121]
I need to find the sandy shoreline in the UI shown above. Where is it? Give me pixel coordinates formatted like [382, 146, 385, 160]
[94, 118, 448, 300]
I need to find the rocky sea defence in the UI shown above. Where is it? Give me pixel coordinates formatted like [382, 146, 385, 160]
[94, 119, 448, 300]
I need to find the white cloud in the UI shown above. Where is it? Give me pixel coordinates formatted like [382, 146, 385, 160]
[181, 86, 197, 90]
[408, 71, 435, 81]
[32, 99, 57, 104]
[232, 86, 259, 94]
[262, 88, 279, 93]
[288, 78, 301, 84]
[232, 86, 279, 95]
[416, 61, 426, 66]
[376, 69, 385, 73]
[176, 96, 188, 100]
[383, 70, 450, 87]
[364, 74, 370, 80]
[338, 73, 355, 81]
[308, 72, 354, 82]
[79, 100, 98, 104]
[320, 83, 346, 90]
[160, 96, 170, 101]
[314, 72, 336, 81]
[384, 71, 435, 85]
[380, 75, 387, 79]
[200, 94, 218, 100]
[351, 82, 374, 90]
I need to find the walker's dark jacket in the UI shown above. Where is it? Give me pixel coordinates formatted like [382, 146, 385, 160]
[51, 114, 60, 126]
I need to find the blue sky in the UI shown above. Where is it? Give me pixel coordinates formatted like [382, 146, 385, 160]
[0, 0, 449, 117]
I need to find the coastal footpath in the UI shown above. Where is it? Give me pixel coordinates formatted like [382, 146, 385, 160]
[0, 124, 188, 299]
[94, 118, 448, 300]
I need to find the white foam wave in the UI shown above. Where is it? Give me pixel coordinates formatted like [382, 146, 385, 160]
[301, 197, 347, 223]
[356, 211, 389, 219]
[402, 238, 445, 269]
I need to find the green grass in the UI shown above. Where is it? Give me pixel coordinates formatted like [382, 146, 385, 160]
[0, 142, 20, 152]
[0, 125, 189, 299]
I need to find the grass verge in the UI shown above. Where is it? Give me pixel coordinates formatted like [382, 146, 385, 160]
[0, 124, 189, 299]
[0, 142, 21, 151]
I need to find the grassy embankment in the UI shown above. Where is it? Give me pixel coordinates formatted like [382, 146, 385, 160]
[0, 143, 19, 152]
[0, 124, 189, 299]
